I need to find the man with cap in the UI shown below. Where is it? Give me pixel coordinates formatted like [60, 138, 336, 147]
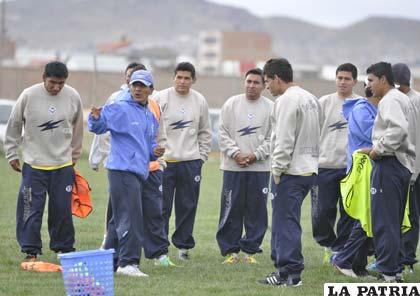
[89, 63, 146, 249]
[89, 62, 146, 172]
[392, 63, 420, 273]
[89, 64, 173, 267]
[89, 70, 161, 277]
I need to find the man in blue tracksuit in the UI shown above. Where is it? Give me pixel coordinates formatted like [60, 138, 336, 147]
[89, 64, 173, 266]
[89, 63, 146, 248]
[88, 70, 159, 277]
[332, 83, 378, 278]
[365, 62, 415, 282]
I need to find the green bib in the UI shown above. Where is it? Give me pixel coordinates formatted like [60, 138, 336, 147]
[340, 151, 411, 237]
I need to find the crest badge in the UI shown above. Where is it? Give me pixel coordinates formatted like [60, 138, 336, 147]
[48, 106, 56, 115]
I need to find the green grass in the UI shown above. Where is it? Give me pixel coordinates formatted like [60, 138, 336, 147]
[0, 153, 418, 296]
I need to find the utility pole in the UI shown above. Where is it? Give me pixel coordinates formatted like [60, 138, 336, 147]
[0, 0, 16, 60]
[1, 0, 5, 33]
[0, 0, 7, 59]
[0, 0, 14, 97]
[92, 53, 98, 106]
[0, 0, 6, 97]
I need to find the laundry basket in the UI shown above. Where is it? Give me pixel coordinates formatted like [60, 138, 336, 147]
[58, 249, 115, 296]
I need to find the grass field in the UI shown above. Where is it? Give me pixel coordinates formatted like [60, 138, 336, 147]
[0, 152, 418, 296]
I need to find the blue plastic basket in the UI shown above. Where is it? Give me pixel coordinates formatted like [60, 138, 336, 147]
[58, 249, 115, 296]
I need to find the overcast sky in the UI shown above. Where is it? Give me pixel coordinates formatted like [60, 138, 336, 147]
[209, 0, 420, 28]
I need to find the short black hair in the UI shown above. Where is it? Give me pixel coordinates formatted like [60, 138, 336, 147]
[263, 58, 293, 83]
[126, 62, 145, 73]
[44, 61, 68, 79]
[336, 63, 358, 80]
[366, 62, 395, 87]
[129, 65, 147, 77]
[245, 68, 264, 83]
[174, 62, 196, 80]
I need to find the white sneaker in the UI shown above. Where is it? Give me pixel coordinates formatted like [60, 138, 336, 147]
[116, 265, 149, 277]
[379, 274, 398, 283]
[100, 234, 107, 250]
[334, 264, 358, 278]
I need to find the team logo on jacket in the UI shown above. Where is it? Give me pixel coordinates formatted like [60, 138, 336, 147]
[237, 125, 261, 136]
[194, 175, 201, 182]
[66, 185, 73, 192]
[38, 119, 64, 131]
[370, 187, 377, 195]
[48, 106, 56, 115]
[262, 187, 269, 194]
[328, 120, 347, 131]
[170, 120, 193, 130]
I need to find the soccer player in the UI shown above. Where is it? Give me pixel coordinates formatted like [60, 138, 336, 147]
[154, 62, 211, 260]
[4, 61, 83, 260]
[365, 62, 415, 282]
[216, 68, 272, 264]
[311, 63, 359, 261]
[259, 58, 320, 286]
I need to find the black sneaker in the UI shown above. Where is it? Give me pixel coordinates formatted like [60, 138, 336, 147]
[377, 273, 398, 283]
[266, 271, 280, 277]
[405, 265, 414, 274]
[258, 273, 286, 286]
[396, 272, 404, 283]
[285, 276, 303, 287]
[258, 273, 302, 287]
[354, 269, 369, 277]
[178, 249, 190, 261]
[354, 268, 376, 280]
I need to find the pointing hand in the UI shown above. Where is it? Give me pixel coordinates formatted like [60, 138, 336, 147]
[90, 106, 102, 119]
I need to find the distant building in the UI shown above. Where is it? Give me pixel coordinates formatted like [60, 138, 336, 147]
[96, 36, 132, 54]
[197, 30, 272, 76]
[128, 46, 178, 71]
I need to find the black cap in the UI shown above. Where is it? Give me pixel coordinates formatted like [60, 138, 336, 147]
[392, 63, 411, 86]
